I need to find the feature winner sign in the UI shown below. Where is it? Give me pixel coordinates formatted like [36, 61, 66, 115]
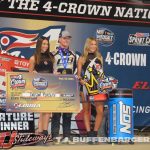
[6, 72, 80, 113]
[0, 110, 34, 133]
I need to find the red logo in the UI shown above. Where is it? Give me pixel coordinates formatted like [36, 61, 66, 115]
[133, 81, 150, 90]
[0, 131, 52, 149]
[0, 131, 17, 149]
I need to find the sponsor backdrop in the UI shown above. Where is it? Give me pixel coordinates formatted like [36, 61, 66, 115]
[0, 0, 150, 135]
[0, 16, 149, 131]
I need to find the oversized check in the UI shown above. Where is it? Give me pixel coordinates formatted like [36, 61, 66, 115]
[6, 72, 80, 113]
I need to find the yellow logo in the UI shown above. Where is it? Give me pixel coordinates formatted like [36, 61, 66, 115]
[84, 67, 104, 95]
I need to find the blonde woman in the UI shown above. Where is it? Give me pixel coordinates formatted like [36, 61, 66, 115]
[77, 37, 106, 142]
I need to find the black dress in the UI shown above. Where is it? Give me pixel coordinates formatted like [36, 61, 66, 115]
[80, 53, 102, 93]
[34, 52, 54, 73]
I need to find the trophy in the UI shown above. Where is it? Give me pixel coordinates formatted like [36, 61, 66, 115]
[83, 66, 118, 102]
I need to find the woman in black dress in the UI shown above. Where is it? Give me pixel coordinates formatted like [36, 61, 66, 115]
[29, 36, 54, 136]
[77, 37, 106, 141]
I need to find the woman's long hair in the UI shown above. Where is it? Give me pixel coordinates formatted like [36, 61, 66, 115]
[34, 36, 54, 64]
[82, 37, 103, 65]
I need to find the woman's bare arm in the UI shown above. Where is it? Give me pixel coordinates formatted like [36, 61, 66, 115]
[77, 56, 86, 85]
[28, 56, 37, 73]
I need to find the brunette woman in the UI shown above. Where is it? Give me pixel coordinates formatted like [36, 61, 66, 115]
[29, 36, 54, 136]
